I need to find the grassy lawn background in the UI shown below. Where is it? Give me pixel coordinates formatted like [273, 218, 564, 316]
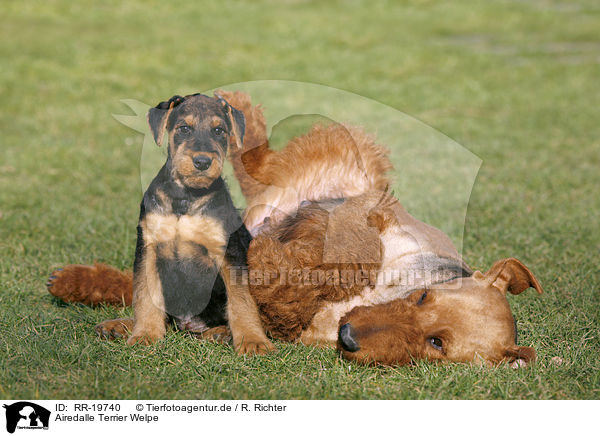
[1, 0, 599, 399]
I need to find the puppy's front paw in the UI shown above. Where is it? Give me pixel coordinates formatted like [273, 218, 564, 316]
[95, 318, 133, 340]
[126, 332, 163, 346]
[234, 336, 275, 355]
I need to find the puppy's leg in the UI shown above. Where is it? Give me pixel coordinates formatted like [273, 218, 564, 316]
[222, 261, 274, 355]
[222, 227, 274, 355]
[127, 245, 167, 345]
[96, 318, 134, 340]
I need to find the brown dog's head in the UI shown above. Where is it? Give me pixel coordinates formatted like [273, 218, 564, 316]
[338, 258, 542, 367]
[147, 93, 245, 189]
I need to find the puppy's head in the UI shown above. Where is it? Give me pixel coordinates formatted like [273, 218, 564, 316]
[338, 258, 542, 367]
[147, 93, 245, 189]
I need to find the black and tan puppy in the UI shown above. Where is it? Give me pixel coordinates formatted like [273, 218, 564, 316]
[97, 93, 273, 354]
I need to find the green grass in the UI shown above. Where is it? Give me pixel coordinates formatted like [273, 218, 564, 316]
[1, 0, 599, 399]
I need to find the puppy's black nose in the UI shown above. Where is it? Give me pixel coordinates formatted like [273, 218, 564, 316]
[339, 323, 360, 352]
[193, 155, 212, 171]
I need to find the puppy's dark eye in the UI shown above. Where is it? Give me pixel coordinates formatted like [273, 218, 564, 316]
[177, 125, 191, 135]
[416, 291, 427, 306]
[213, 127, 225, 136]
[428, 337, 443, 351]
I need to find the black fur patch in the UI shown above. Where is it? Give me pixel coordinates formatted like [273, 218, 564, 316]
[156, 248, 220, 319]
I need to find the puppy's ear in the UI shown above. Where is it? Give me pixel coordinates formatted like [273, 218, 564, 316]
[214, 92, 245, 150]
[147, 95, 184, 146]
[505, 345, 536, 368]
[485, 258, 543, 296]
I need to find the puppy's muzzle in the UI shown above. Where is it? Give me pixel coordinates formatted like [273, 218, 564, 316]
[193, 155, 213, 171]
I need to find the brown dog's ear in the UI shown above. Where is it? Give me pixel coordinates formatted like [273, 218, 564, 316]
[147, 95, 184, 146]
[505, 345, 536, 368]
[366, 208, 396, 233]
[366, 191, 400, 233]
[214, 92, 245, 150]
[485, 258, 543, 296]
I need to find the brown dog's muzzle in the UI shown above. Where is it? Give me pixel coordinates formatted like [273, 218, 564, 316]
[337, 300, 426, 366]
[339, 323, 360, 352]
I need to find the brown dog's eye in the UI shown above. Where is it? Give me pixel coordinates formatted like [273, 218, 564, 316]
[213, 127, 225, 136]
[177, 125, 191, 135]
[428, 337, 443, 351]
[417, 291, 427, 305]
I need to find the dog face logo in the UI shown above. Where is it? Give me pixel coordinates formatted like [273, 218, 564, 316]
[3, 402, 50, 433]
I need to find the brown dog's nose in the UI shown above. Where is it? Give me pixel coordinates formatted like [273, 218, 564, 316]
[339, 323, 360, 352]
[193, 155, 212, 171]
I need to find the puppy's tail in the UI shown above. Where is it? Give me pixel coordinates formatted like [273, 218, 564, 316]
[216, 90, 274, 199]
[47, 263, 133, 306]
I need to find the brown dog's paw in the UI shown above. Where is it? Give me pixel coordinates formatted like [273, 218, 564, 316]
[95, 318, 133, 340]
[234, 336, 276, 355]
[195, 326, 233, 344]
[46, 267, 75, 300]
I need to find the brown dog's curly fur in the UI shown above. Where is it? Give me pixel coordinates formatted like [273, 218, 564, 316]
[248, 198, 384, 341]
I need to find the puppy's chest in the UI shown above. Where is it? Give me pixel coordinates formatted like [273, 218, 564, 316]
[142, 211, 227, 263]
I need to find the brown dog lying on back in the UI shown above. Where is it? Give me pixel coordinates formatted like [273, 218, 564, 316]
[48, 91, 542, 367]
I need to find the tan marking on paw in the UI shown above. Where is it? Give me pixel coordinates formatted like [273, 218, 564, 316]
[126, 332, 163, 346]
[234, 336, 275, 355]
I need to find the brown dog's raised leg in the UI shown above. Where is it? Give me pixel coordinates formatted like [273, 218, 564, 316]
[215, 90, 272, 200]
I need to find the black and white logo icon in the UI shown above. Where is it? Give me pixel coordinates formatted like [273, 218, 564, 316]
[3, 402, 50, 433]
